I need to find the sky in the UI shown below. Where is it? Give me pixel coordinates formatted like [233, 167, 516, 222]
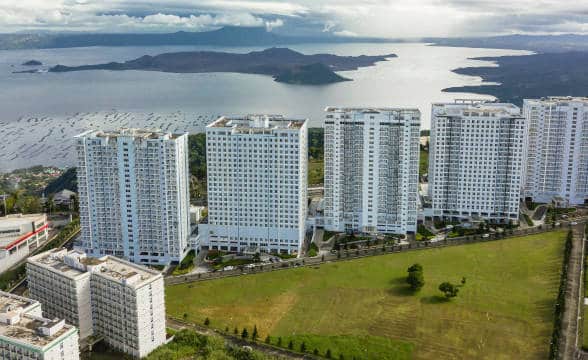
[0, 0, 586, 37]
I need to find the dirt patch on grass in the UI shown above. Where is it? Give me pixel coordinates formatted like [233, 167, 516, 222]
[197, 292, 299, 335]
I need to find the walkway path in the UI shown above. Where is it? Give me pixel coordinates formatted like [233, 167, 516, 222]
[167, 317, 315, 359]
[560, 223, 585, 360]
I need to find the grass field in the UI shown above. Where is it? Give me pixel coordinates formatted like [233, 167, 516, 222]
[419, 148, 428, 177]
[308, 159, 324, 185]
[166, 231, 566, 360]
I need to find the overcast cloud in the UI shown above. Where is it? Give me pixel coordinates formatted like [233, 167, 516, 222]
[0, 0, 586, 37]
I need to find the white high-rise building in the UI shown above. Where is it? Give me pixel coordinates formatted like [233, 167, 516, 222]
[0, 291, 79, 360]
[202, 115, 308, 254]
[428, 101, 525, 223]
[27, 248, 166, 358]
[523, 97, 588, 206]
[75, 128, 191, 265]
[323, 107, 420, 234]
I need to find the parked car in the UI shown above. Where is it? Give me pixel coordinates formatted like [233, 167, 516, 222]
[570, 221, 578, 226]
[555, 222, 561, 226]
[482, 233, 490, 238]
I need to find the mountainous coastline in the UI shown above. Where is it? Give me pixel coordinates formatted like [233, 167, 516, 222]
[443, 51, 588, 106]
[427, 34, 588, 53]
[0, 26, 396, 50]
[47, 47, 396, 85]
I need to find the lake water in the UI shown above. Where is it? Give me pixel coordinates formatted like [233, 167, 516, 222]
[0, 43, 529, 171]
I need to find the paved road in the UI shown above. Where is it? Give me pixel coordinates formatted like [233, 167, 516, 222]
[167, 317, 315, 359]
[166, 223, 574, 286]
[560, 223, 585, 360]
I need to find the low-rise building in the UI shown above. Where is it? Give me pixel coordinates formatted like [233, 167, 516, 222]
[27, 248, 166, 358]
[52, 189, 76, 207]
[0, 291, 79, 360]
[0, 213, 49, 274]
[27, 249, 93, 339]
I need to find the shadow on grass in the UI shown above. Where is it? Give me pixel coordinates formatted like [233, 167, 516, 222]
[388, 277, 418, 297]
[420, 295, 450, 304]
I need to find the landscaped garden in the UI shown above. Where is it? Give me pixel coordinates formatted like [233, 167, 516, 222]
[166, 231, 567, 359]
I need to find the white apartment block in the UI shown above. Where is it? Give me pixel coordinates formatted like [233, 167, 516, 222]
[75, 128, 191, 265]
[0, 213, 48, 274]
[523, 97, 588, 206]
[202, 115, 308, 254]
[323, 107, 420, 234]
[0, 291, 79, 360]
[428, 101, 525, 223]
[27, 248, 166, 358]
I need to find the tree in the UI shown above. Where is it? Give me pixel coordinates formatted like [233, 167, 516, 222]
[439, 282, 459, 299]
[204, 317, 210, 326]
[277, 337, 282, 346]
[339, 355, 345, 360]
[406, 270, 425, 291]
[313, 349, 319, 355]
[45, 194, 55, 215]
[234, 327, 239, 335]
[241, 328, 248, 339]
[182, 313, 188, 320]
[461, 277, 467, 285]
[326, 349, 332, 358]
[407, 263, 423, 273]
[300, 342, 307, 352]
[225, 326, 229, 333]
[406, 263, 425, 291]
[252, 325, 258, 340]
[265, 335, 271, 344]
[288, 340, 294, 349]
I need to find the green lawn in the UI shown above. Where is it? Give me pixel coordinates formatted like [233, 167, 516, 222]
[166, 231, 566, 360]
[308, 159, 324, 185]
[419, 148, 428, 177]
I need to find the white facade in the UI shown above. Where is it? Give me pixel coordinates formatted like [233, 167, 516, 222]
[202, 115, 308, 254]
[0, 214, 49, 274]
[75, 128, 191, 265]
[27, 248, 166, 358]
[323, 107, 420, 234]
[0, 291, 79, 360]
[428, 101, 525, 223]
[523, 97, 588, 206]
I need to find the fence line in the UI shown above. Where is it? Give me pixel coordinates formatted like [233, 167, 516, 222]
[166, 224, 566, 286]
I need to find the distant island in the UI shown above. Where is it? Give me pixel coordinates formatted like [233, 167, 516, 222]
[22, 60, 42, 66]
[443, 51, 588, 106]
[48, 47, 396, 85]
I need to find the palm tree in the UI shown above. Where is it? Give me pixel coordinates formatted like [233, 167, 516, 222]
[8, 189, 24, 214]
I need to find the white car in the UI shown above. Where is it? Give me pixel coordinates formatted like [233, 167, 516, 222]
[555, 222, 561, 226]
[482, 233, 490, 238]
[571, 221, 578, 226]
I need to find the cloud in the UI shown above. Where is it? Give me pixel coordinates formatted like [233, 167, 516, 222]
[0, 0, 586, 36]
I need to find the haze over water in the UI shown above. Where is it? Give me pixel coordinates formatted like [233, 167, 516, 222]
[0, 43, 529, 171]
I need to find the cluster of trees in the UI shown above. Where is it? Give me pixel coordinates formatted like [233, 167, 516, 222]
[405, 264, 466, 300]
[549, 230, 574, 359]
[0, 189, 78, 217]
[146, 328, 268, 360]
[213, 320, 353, 360]
[308, 128, 324, 161]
